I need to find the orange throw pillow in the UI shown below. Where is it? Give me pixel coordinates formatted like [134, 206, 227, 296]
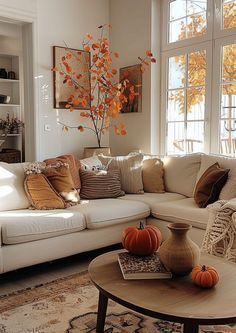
[24, 173, 66, 210]
[44, 154, 81, 189]
[43, 162, 80, 204]
[194, 163, 229, 208]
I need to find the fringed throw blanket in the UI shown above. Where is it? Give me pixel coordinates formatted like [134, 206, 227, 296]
[202, 199, 236, 263]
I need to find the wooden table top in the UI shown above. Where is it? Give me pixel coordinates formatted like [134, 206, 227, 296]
[88, 249, 236, 324]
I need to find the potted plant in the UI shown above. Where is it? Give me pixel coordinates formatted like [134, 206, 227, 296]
[53, 24, 156, 157]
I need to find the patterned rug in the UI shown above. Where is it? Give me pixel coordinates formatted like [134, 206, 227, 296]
[0, 271, 235, 333]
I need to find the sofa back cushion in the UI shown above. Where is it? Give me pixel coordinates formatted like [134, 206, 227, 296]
[0, 162, 30, 211]
[197, 154, 236, 200]
[162, 154, 202, 197]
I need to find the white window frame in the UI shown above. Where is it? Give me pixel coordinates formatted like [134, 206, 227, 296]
[162, 0, 214, 51]
[211, 34, 236, 153]
[160, 41, 212, 155]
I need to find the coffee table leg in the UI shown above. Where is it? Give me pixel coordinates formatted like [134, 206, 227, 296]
[183, 321, 198, 333]
[96, 291, 108, 333]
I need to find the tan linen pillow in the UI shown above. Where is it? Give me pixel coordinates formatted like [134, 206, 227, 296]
[98, 153, 144, 194]
[43, 162, 80, 204]
[196, 154, 236, 200]
[24, 173, 66, 209]
[142, 158, 165, 193]
[194, 163, 229, 208]
[80, 169, 124, 199]
[44, 154, 81, 189]
[162, 154, 202, 197]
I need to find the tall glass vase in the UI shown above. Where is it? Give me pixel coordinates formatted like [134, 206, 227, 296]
[159, 223, 200, 276]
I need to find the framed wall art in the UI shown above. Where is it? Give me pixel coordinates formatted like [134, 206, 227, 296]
[53, 46, 90, 109]
[119, 64, 142, 113]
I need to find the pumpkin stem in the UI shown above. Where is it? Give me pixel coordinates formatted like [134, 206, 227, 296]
[139, 221, 145, 230]
[202, 265, 206, 271]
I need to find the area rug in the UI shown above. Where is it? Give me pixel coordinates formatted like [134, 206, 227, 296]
[0, 271, 235, 333]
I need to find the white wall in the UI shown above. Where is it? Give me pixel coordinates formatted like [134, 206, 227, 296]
[109, 0, 152, 155]
[36, 0, 109, 160]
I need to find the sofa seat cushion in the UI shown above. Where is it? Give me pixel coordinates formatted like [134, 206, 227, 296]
[150, 198, 209, 230]
[77, 198, 150, 229]
[121, 192, 186, 211]
[0, 209, 86, 245]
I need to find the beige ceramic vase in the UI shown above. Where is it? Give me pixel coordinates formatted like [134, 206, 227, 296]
[159, 223, 200, 276]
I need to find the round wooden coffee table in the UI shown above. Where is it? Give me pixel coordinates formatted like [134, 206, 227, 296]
[88, 249, 236, 333]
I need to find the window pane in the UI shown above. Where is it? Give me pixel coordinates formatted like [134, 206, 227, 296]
[170, 0, 186, 20]
[168, 55, 186, 89]
[187, 13, 207, 39]
[167, 122, 185, 154]
[168, 90, 185, 121]
[169, 19, 187, 43]
[188, 50, 206, 86]
[187, 0, 207, 15]
[220, 120, 236, 155]
[222, 44, 236, 83]
[223, 1, 236, 29]
[186, 121, 204, 152]
[168, 0, 207, 43]
[222, 84, 236, 109]
[187, 87, 205, 120]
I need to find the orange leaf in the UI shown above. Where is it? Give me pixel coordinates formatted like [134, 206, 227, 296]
[111, 68, 117, 75]
[84, 45, 90, 52]
[121, 129, 127, 135]
[78, 126, 84, 132]
[86, 34, 93, 40]
[151, 58, 156, 63]
[146, 50, 153, 57]
[114, 52, 119, 58]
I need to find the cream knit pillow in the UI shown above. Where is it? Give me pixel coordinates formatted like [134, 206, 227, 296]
[98, 153, 144, 194]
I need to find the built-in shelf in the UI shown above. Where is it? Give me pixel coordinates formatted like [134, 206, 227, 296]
[0, 103, 20, 107]
[0, 79, 19, 83]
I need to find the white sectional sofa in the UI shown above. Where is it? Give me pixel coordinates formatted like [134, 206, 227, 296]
[0, 152, 235, 274]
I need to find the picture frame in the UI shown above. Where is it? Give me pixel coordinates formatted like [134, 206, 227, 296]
[119, 64, 142, 113]
[53, 46, 91, 109]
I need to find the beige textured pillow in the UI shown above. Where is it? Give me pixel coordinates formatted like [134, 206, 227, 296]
[142, 158, 165, 193]
[196, 154, 236, 200]
[98, 153, 144, 194]
[162, 154, 202, 197]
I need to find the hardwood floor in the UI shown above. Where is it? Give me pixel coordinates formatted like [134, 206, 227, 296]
[0, 244, 122, 297]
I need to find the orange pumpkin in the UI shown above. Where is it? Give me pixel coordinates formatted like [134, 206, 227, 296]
[122, 222, 162, 256]
[191, 264, 219, 288]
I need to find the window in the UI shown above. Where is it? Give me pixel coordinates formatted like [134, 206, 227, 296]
[161, 0, 236, 156]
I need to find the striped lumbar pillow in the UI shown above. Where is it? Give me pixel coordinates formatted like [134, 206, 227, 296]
[80, 169, 124, 199]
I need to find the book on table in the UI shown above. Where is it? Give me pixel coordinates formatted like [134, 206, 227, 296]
[118, 251, 172, 280]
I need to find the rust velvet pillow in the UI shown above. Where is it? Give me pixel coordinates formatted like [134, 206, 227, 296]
[24, 173, 66, 210]
[44, 154, 81, 189]
[194, 163, 229, 208]
[43, 162, 80, 204]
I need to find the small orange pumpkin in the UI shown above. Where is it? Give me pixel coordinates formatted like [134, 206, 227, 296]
[122, 221, 162, 256]
[191, 264, 219, 288]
